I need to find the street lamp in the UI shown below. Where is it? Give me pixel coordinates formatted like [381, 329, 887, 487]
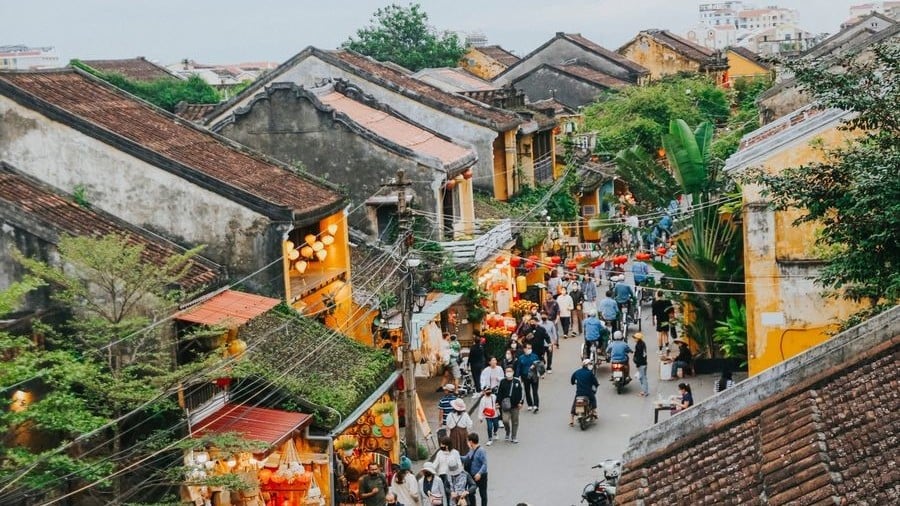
[414, 287, 428, 312]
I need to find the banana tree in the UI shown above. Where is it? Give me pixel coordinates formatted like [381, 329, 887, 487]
[662, 119, 715, 204]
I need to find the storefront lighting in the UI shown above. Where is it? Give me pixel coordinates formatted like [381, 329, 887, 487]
[326, 223, 338, 235]
[414, 287, 428, 312]
[312, 241, 324, 252]
[305, 234, 317, 247]
[284, 240, 295, 251]
[315, 250, 327, 261]
[301, 246, 314, 259]
[295, 260, 308, 274]
[321, 234, 334, 246]
[288, 249, 300, 260]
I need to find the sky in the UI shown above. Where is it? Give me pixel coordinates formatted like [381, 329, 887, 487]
[4, 0, 860, 66]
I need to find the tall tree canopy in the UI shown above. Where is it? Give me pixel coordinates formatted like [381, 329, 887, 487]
[747, 42, 900, 308]
[342, 3, 466, 72]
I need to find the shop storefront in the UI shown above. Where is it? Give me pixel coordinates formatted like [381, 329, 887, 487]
[329, 371, 402, 506]
[184, 404, 331, 506]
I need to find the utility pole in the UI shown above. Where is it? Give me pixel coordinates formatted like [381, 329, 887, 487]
[385, 169, 418, 459]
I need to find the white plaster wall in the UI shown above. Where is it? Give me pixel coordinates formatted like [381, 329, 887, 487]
[0, 96, 272, 272]
[213, 56, 499, 193]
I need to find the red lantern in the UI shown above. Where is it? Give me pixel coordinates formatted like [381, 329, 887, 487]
[509, 257, 521, 268]
[528, 255, 539, 261]
[613, 255, 628, 266]
[551, 256, 562, 265]
[525, 260, 536, 270]
[657, 246, 668, 256]
[636, 252, 651, 261]
[565, 260, 577, 270]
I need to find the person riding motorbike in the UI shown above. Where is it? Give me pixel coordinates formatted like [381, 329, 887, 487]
[582, 311, 610, 361]
[613, 281, 636, 329]
[606, 331, 632, 380]
[597, 290, 620, 332]
[570, 358, 600, 426]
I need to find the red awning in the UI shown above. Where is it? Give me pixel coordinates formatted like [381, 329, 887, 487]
[192, 404, 312, 446]
[176, 290, 280, 327]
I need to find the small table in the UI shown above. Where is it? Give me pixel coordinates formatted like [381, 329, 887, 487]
[653, 402, 675, 423]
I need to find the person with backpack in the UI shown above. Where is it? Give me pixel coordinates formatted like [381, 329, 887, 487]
[515, 344, 543, 413]
[497, 367, 524, 443]
[476, 386, 500, 445]
[461, 433, 488, 506]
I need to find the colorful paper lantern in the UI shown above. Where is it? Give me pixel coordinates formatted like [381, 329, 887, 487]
[657, 246, 668, 256]
[294, 260, 308, 274]
[228, 339, 247, 357]
[321, 234, 334, 246]
[445, 179, 457, 190]
[288, 249, 300, 260]
[516, 275, 527, 294]
[525, 260, 536, 270]
[551, 255, 562, 265]
[305, 234, 316, 247]
[326, 223, 338, 235]
[565, 260, 577, 270]
[509, 257, 521, 268]
[315, 249, 327, 261]
[528, 255, 539, 261]
[301, 246, 314, 258]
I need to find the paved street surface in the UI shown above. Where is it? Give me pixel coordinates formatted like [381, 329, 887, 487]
[416, 300, 720, 505]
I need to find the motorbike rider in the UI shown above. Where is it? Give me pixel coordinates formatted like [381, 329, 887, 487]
[570, 358, 600, 426]
[582, 311, 610, 361]
[606, 331, 633, 380]
[613, 280, 635, 326]
[597, 290, 620, 331]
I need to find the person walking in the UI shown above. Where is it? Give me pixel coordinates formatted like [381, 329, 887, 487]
[385, 491, 404, 506]
[556, 287, 575, 338]
[419, 462, 446, 506]
[542, 295, 560, 334]
[526, 315, 550, 373]
[567, 275, 584, 337]
[479, 357, 503, 393]
[538, 311, 559, 373]
[651, 290, 673, 354]
[546, 270, 562, 296]
[497, 367, 524, 443]
[358, 462, 389, 506]
[437, 384, 457, 439]
[515, 344, 542, 413]
[389, 456, 420, 506]
[462, 433, 488, 506]
[434, 437, 463, 503]
[632, 332, 649, 397]
[581, 275, 598, 315]
[500, 348, 517, 373]
[468, 334, 486, 394]
[445, 398, 474, 453]
[476, 386, 500, 445]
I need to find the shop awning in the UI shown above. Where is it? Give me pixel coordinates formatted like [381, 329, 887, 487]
[411, 292, 463, 348]
[192, 403, 313, 447]
[176, 290, 280, 327]
[329, 370, 401, 436]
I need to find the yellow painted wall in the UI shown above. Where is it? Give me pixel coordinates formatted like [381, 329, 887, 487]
[726, 50, 771, 80]
[619, 36, 702, 81]
[743, 127, 865, 376]
[459, 49, 508, 80]
[580, 190, 601, 242]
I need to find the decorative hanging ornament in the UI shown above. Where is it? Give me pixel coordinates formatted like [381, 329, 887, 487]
[288, 249, 300, 260]
[509, 257, 521, 268]
[301, 246, 314, 258]
[495, 256, 505, 265]
[305, 234, 317, 247]
[295, 260, 308, 273]
[326, 223, 338, 236]
[525, 260, 536, 270]
[657, 246, 668, 255]
[321, 235, 334, 246]
[312, 241, 324, 252]
[551, 255, 562, 265]
[284, 240, 295, 251]
[315, 249, 327, 261]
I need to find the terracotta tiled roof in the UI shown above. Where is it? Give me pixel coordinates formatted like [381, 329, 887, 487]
[727, 46, 773, 69]
[528, 97, 575, 115]
[192, 403, 312, 446]
[635, 29, 719, 62]
[617, 307, 900, 505]
[560, 33, 650, 76]
[0, 69, 344, 220]
[175, 290, 280, 327]
[551, 63, 633, 89]
[0, 163, 221, 290]
[81, 57, 180, 81]
[327, 50, 522, 131]
[477, 45, 520, 67]
[410, 67, 496, 93]
[317, 87, 474, 168]
[173, 102, 217, 122]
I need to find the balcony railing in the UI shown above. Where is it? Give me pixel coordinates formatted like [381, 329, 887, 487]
[438, 219, 513, 265]
[533, 151, 553, 184]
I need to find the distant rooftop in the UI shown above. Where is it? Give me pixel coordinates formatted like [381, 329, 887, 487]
[81, 57, 180, 81]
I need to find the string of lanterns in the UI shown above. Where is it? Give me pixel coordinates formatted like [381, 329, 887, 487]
[285, 223, 339, 274]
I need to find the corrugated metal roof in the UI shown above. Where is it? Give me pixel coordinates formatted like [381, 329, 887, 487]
[176, 289, 280, 327]
[192, 403, 312, 446]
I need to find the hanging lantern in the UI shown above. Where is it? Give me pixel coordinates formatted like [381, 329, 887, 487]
[565, 260, 577, 270]
[636, 252, 651, 261]
[316, 249, 327, 261]
[312, 241, 324, 251]
[288, 249, 300, 260]
[509, 257, 521, 268]
[463, 168, 473, 179]
[524, 260, 536, 270]
[305, 234, 316, 247]
[295, 260, 308, 274]
[284, 240, 295, 251]
[326, 223, 338, 235]
[614, 255, 628, 266]
[228, 339, 247, 357]
[551, 255, 562, 265]
[321, 234, 335, 246]
[301, 246, 314, 258]
[495, 256, 505, 265]
[657, 246, 668, 256]
[516, 275, 527, 294]
[528, 254, 539, 261]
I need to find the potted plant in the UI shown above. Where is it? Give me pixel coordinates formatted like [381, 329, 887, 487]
[334, 436, 358, 457]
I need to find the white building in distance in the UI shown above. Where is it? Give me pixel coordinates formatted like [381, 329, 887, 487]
[0, 45, 59, 70]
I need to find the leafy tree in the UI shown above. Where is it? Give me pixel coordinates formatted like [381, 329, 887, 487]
[583, 75, 730, 155]
[3, 235, 212, 502]
[342, 3, 466, 71]
[746, 42, 900, 308]
[71, 60, 221, 112]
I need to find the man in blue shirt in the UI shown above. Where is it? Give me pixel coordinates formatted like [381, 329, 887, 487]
[515, 344, 542, 412]
[570, 358, 600, 425]
[598, 290, 620, 327]
[462, 433, 488, 505]
[607, 331, 632, 364]
[582, 311, 610, 361]
[632, 260, 650, 286]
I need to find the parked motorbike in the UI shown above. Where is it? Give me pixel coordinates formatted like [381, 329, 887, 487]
[581, 460, 622, 506]
[610, 361, 631, 394]
[573, 396, 597, 430]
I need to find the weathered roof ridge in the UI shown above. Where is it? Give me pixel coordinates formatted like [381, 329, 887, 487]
[214, 80, 476, 173]
[727, 45, 773, 69]
[476, 45, 521, 66]
[548, 63, 633, 89]
[622, 304, 900, 464]
[0, 67, 345, 222]
[205, 46, 522, 132]
[807, 11, 897, 57]
[624, 29, 725, 66]
[80, 56, 183, 81]
[0, 161, 223, 290]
